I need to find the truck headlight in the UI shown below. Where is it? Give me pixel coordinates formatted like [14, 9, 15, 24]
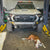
[37, 14, 43, 21]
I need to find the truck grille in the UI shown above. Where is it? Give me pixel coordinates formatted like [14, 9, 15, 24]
[13, 15, 36, 22]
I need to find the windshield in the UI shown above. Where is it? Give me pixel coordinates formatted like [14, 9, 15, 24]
[15, 2, 35, 9]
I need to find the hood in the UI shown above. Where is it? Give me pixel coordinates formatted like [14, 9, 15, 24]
[5, 9, 41, 15]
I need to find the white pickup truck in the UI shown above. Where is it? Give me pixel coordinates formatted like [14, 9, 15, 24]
[4, 1, 43, 32]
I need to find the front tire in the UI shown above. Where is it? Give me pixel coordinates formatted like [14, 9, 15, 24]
[7, 22, 12, 32]
[37, 22, 43, 32]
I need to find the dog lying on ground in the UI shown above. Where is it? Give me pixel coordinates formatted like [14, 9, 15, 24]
[24, 34, 46, 48]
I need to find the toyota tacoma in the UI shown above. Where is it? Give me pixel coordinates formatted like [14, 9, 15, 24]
[4, 1, 43, 32]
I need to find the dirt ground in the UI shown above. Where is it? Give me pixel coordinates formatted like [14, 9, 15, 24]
[2, 20, 50, 50]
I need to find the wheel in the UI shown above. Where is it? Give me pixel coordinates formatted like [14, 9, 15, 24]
[7, 21, 12, 32]
[37, 22, 43, 32]
[12, 24, 15, 31]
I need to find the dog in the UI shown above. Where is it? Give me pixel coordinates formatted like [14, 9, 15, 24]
[25, 34, 46, 48]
